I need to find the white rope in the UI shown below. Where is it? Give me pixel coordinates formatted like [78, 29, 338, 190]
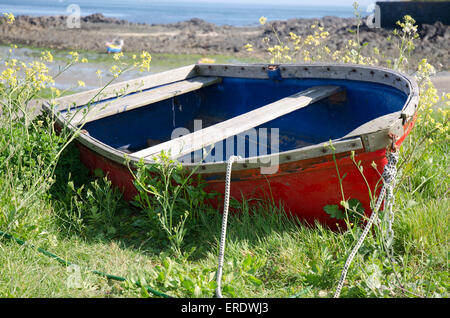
[214, 148, 399, 298]
[333, 149, 399, 298]
[216, 155, 241, 298]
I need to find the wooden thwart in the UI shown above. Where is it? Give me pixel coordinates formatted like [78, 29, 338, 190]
[132, 85, 343, 160]
[68, 76, 221, 125]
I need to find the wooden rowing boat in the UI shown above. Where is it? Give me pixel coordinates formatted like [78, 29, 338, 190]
[43, 63, 419, 227]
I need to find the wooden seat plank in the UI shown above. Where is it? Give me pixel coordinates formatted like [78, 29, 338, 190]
[67, 76, 221, 125]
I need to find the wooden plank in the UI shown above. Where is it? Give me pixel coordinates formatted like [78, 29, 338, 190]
[53, 64, 198, 111]
[131, 85, 342, 160]
[68, 76, 221, 125]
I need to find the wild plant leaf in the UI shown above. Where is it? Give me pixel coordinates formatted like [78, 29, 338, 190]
[223, 285, 237, 297]
[242, 254, 252, 271]
[348, 198, 364, 214]
[181, 278, 195, 291]
[93, 168, 104, 178]
[366, 264, 382, 290]
[323, 204, 344, 220]
[247, 275, 262, 286]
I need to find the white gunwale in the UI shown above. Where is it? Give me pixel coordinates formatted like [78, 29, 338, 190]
[42, 63, 419, 175]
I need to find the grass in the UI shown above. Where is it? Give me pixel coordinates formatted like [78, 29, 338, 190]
[0, 13, 448, 298]
[1, 139, 448, 298]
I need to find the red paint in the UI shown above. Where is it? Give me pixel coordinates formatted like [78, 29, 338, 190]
[75, 120, 414, 229]
[76, 144, 380, 229]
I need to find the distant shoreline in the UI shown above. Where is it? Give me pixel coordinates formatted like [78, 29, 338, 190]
[1, 14, 448, 71]
[2, 1, 360, 27]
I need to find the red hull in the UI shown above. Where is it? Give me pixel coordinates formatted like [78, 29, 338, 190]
[77, 144, 382, 229]
[75, 117, 414, 228]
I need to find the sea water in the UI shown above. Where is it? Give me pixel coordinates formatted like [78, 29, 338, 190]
[1, 0, 368, 26]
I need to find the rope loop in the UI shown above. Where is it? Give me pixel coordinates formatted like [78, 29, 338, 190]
[216, 155, 241, 298]
[333, 147, 399, 298]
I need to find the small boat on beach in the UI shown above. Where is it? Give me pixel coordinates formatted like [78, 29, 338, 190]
[43, 63, 419, 227]
[105, 39, 124, 53]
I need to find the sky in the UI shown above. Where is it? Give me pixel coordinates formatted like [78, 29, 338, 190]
[161, 0, 376, 5]
[17, 0, 377, 7]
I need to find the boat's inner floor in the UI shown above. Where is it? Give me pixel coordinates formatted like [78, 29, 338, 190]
[77, 77, 407, 163]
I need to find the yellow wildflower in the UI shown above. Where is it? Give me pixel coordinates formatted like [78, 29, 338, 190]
[3, 13, 15, 24]
[244, 43, 253, 52]
[198, 58, 216, 64]
[139, 51, 152, 71]
[113, 52, 123, 61]
[259, 16, 267, 25]
[320, 31, 329, 39]
[41, 51, 54, 63]
[68, 51, 79, 62]
[50, 87, 61, 97]
[110, 65, 121, 78]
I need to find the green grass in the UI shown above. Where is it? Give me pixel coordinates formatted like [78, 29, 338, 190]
[0, 136, 448, 297]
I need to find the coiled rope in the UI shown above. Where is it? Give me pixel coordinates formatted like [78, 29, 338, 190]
[216, 155, 241, 298]
[333, 148, 399, 298]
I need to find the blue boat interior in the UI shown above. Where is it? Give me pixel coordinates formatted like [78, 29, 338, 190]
[71, 77, 407, 162]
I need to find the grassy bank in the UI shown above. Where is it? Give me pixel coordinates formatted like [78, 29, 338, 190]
[0, 44, 263, 96]
[0, 12, 448, 298]
[1, 44, 262, 71]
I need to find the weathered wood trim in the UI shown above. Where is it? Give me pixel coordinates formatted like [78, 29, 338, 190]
[197, 63, 270, 79]
[343, 111, 404, 152]
[183, 137, 364, 174]
[131, 85, 342, 159]
[68, 76, 221, 126]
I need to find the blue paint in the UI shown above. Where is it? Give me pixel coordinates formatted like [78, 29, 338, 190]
[267, 68, 282, 81]
[78, 77, 407, 159]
